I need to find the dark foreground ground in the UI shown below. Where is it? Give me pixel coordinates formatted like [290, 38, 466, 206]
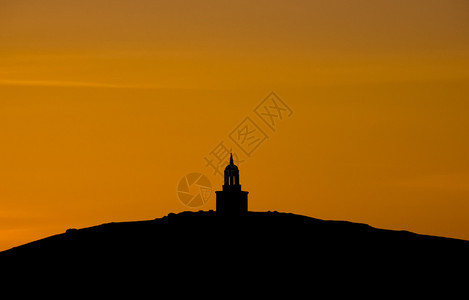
[2, 211, 468, 293]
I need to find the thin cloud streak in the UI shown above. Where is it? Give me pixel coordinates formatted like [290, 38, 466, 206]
[0, 79, 145, 89]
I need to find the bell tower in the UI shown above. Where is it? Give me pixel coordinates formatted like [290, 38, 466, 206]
[216, 154, 248, 216]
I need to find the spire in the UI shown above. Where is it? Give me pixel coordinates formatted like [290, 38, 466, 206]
[230, 153, 233, 165]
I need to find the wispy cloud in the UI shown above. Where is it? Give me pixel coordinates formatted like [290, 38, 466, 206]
[384, 173, 469, 192]
[0, 79, 142, 89]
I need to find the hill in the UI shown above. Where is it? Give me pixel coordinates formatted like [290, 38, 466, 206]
[1, 210, 468, 290]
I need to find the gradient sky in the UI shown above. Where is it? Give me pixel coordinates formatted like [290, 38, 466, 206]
[1, 0, 469, 250]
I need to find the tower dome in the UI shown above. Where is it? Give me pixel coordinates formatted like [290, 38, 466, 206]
[224, 153, 239, 186]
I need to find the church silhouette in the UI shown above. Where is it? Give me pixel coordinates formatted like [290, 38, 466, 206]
[216, 153, 248, 215]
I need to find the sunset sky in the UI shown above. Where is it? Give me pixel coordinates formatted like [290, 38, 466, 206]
[1, 0, 469, 250]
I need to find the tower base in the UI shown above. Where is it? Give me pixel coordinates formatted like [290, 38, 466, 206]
[215, 190, 248, 216]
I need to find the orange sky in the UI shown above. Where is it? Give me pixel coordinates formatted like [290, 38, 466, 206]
[1, 0, 469, 250]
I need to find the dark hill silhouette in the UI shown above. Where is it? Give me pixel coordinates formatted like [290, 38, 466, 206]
[2, 211, 468, 269]
[2, 210, 469, 296]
